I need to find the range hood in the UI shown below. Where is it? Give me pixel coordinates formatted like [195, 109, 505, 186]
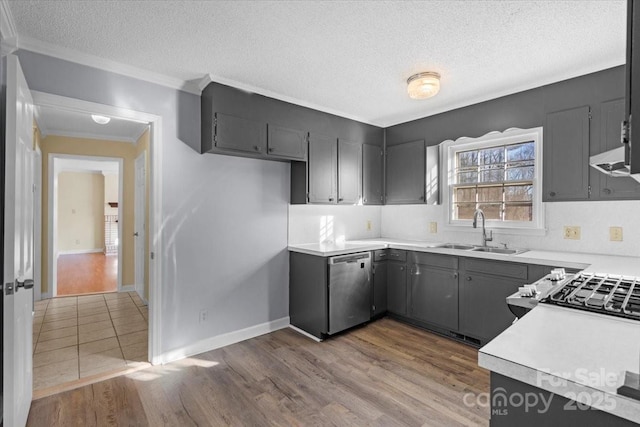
[589, 146, 640, 183]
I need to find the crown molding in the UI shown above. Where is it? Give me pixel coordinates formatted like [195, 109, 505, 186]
[17, 35, 201, 95]
[43, 130, 137, 144]
[198, 73, 378, 127]
[0, 0, 17, 54]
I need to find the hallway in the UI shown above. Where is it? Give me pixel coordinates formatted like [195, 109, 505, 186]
[56, 253, 117, 296]
[32, 292, 149, 395]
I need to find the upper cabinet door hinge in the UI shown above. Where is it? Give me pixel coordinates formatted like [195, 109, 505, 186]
[588, 109, 593, 120]
[32, 183, 36, 193]
[588, 185, 592, 197]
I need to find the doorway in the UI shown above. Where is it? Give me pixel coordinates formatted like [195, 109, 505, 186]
[52, 155, 122, 297]
[30, 93, 160, 395]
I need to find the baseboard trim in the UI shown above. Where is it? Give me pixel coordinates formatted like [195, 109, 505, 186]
[40, 292, 51, 300]
[57, 248, 103, 256]
[158, 316, 290, 365]
[135, 287, 148, 304]
[120, 284, 135, 292]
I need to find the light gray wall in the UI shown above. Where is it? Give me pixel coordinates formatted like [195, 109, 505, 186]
[17, 50, 290, 354]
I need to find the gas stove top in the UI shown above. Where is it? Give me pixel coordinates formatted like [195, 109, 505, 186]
[541, 273, 640, 320]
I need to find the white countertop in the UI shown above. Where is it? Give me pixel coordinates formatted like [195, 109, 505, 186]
[479, 304, 640, 424]
[288, 238, 640, 276]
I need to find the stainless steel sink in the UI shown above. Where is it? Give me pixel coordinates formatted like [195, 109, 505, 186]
[471, 247, 527, 255]
[437, 243, 476, 250]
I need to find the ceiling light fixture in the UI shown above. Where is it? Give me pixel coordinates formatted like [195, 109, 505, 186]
[91, 114, 111, 124]
[407, 71, 441, 100]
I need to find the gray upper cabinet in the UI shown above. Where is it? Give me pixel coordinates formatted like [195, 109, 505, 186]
[386, 140, 426, 204]
[308, 134, 338, 204]
[214, 112, 266, 154]
[598, 99, 640, 199]
[362, 144, 383, 205]
[267, 124, 307, 161]
[543, 106, 590, 201]
[337, 139, 362, 204]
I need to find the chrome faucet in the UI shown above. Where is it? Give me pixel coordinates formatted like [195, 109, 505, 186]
[473, 209, 493, 247]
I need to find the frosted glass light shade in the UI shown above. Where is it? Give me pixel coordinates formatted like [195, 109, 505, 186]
[407, 72, 441, 100]
[91, 114, 111, 124]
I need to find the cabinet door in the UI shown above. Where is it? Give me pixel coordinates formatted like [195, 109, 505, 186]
[372, 261, 388, 316]
[267, 124, 307, 160]
[410, 265, 458, 331]
[386, 140, 426, 204]
[362, 144, 383, 205]
[598, 99, 640, 199]
[543, 106, 590, 201]
[308, 134, 337, 204]
[214, 112, 266, 154]
[387, 262, 407, 316]
[338, 139, 362, 204]
[459, 273, 521, 342]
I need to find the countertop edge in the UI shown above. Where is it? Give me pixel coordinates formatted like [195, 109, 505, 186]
[478, 352, 640, 424]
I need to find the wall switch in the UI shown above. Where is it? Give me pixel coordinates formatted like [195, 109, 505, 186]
[366, 220, 372, 231]
[75, 239, 80, 245]
[609, 226, 623, 242]
[429, 222, 437, 233]
[199, 309, 208, 323]
[563, 226, 581, 240]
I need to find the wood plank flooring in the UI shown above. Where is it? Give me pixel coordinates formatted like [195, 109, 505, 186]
[57, 253, 117, 296]
[27, 318, 490, 426]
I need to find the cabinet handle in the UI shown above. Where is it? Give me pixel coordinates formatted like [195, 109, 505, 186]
[363, 198, 367, 203]
[400, 266, 405, 271]
[549, 191, 556, 197]
[466, 276, 472, 281]
[338, 198, 344, 202]
[603, 188, 612, 195]
[268, 147, 274, 153]
[453, 273, 458, 279]
[254, 145, 261, 152]
[328, 197, 334, 202]
[379, 253, 386, 257]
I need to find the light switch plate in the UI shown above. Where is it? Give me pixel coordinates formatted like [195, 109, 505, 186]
[429, 222, 437, 233]
[366, 220, 372, 231]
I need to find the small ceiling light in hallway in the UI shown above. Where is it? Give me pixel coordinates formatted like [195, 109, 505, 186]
[91, 114, 111, 124]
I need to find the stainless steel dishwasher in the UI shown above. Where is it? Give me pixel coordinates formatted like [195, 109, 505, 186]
[327, 252, 372, 335]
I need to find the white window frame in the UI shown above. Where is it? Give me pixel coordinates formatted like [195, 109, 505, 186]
[441, 127, 545, 233]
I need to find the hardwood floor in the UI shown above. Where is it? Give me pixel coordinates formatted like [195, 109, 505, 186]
[57, 253, 117, 296]
[27, 318, 490, 426]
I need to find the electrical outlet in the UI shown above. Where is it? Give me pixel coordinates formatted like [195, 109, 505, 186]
[609, 226, 623, 242]
[366, 220, 372, 231]
[563, 226, 581, 240]
[199, 309, 208, 323]
[429, 222, 437, 233]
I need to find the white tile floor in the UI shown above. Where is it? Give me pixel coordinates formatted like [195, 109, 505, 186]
[33, 292, 149, 391]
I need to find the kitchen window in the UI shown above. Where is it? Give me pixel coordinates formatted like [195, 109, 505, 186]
[443, 127, 544, 231]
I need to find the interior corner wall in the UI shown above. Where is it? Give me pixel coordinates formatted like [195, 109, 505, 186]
[39, 135, 136, 293]
[17, 50, 290, 357]
[57, 171, 104, 252]
[135, 129, 150, 301]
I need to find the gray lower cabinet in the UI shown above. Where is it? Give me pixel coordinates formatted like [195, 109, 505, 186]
[372, 256, 388, 318]
[410, 265, 459, 331]
[386, 250, 408, 316]
[543, 106, 590, 201]
[338, 139, 362, 204]
[362, 143, 383, 205]
[289, 251, 329, 338]
[459, 258, 528, 343]
[308, 134, 338, 203]
[386, 140, 425, 204]
[213, 112, 267, 154]
[267, 124, 307, 160]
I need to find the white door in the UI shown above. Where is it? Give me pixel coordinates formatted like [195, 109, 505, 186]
[3, 55, 35, 427]
[134, 152, 146, 297]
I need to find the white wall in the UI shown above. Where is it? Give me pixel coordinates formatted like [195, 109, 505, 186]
[288, 200, 640, 257]
[288, 204, 382, 244]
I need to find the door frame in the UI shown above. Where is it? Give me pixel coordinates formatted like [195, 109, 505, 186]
[48, 154, 124, 296]
[133, 150, 146, 301]
[32, 90, 164, 365]
[33, 145, 42, 301]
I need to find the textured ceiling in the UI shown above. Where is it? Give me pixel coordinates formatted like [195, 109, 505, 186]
[36, 105, 149, 143]
[8, 0, 627, 127]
